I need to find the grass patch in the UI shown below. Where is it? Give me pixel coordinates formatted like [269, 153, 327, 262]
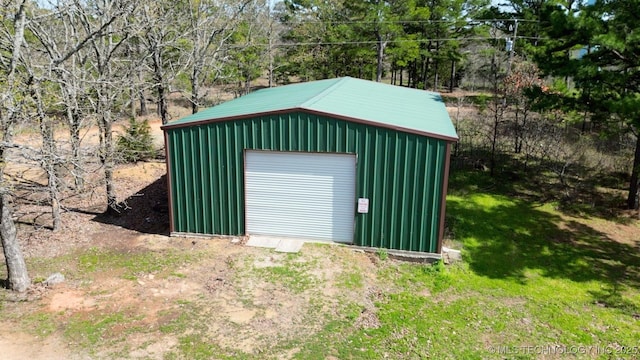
[381, 260, 451, 294]
[336, 270, 364, 290]
[77, 247, 193, 280]
[251, 253, 318, 294]
[158, 301, 200, 335]
[64, 311, 131, 349]
[293, 300, 368, 360]
[176, 334, 217, 359]
[27, 254, 76, 281]
[23, 312, 57, 337]
[376, 248, 389, 261]
[157, 300, 256, 359]
[298, 178, 640, 358]
[172, 334, 252, 360]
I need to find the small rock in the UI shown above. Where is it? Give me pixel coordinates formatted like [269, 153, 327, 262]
[148, 274, 155, 280]
[442, 247, 462, 262]
[44, 273, 65, 286]
[137, 280, 146, 286]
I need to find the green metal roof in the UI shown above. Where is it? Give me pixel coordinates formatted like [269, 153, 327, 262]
[163, 77, 458, 141]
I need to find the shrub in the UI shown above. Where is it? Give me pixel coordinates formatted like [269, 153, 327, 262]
[116, 118, 155, 163]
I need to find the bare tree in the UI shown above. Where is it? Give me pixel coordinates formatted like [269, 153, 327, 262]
[186, 0, 250, 113]
[256, 1, 288, 88]
[504, 60, 544, 155]
[137, 1, 190, 125]
[25, 3, 101, 228]
[78, 0, 138, 214]
[538, 122, 589, 195]
[0, 0, 31, 292]
[29, 1, 135, 196]
[481, 51, 508, 177]
[27, 78, 62, 231]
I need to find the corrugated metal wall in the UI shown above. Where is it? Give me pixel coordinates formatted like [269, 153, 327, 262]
[165, 112, 448, 252]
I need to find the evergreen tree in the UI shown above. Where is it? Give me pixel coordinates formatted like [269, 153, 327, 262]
[537, 0, 640, 209]
[116, 118, 156, 163]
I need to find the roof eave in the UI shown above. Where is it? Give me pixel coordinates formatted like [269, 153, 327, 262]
[161, 108, 459, 142]
[160, 109, 295, 131]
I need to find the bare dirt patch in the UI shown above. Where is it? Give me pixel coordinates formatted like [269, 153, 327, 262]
[48, 290, 97, 312]
[0, 325, 88, 360]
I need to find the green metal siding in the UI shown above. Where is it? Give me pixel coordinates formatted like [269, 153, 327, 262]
[166, 112, 448, 252]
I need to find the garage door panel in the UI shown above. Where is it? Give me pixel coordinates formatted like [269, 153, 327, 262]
[246, 203, 334, 215]
[245, 151, 355, 243]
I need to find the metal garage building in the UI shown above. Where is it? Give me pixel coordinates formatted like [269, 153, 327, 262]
[162, 77, 458, 253]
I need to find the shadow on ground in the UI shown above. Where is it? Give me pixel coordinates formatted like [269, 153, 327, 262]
[450, 155, 632, 222]
[92, 175, 170, 235]
[447, 191, 640, 314]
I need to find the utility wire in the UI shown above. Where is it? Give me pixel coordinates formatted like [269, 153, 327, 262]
[285, 18, 538, 25]
[223, 35, 547, 49]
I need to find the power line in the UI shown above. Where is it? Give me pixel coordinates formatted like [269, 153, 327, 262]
[273, 37, 507, 47]
[286, 18, 538, 25]
[224, 35, 548, 49]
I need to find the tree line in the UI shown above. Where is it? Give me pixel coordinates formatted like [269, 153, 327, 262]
[1, 0, 639, 292]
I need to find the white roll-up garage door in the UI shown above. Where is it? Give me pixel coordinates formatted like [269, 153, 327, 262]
[245, 151, 356, 243]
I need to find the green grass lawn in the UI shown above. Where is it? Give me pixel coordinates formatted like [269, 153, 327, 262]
[300, 171, 640, 359]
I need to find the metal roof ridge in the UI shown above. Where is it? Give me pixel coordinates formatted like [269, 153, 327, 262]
[298, 77, 351, 109]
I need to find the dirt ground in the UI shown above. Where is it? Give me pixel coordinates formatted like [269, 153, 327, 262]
[0, 121, 381, 359]
[1, 231, 379, 359]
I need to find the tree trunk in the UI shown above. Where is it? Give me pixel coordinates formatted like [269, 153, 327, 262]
[434, 61, 439, 92]
[433, 40, 441, 91]
[129, 84, 136, 120]
[375, 33, 385, 83]
[34, 84, 62, 230]
[449, 59, 456, 93]
[421, 56, 429, 90]
[0, 132, 29, 292]
[157, 82, 168, 124]
[69, 109, 83, 190]
[513, 106, 521, 154]
[410, 61, 417, 88]
[102, 111, 118, 214]
[268, 29, 274, 88]
[139, 90, 147, 116]
[138, 60, 148, 116]
[490, 110, 499, 177]
[97, 78, 119, 215]
[57, 70, 84, 190]
[489, 55, 503, 177]
[0, 0, 29, 292]
[191, 63, 200, 114]
[105, 160, 117, 214]
[627, 133, 640, 210]
[152, 50, 169, 124]
[0, 193, 30, 292]
[49, 169, 61, 231]
[245, 77, 251, 95]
